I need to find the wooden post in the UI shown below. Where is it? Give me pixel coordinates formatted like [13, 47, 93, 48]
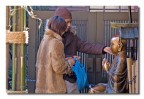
[135, 60, 138, 93]
[132, 63, 135, 93]
[127, 58, 133, 93]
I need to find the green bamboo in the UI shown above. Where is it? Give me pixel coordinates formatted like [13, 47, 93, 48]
[20, 53, 25, 90]
[23, 8, 26, 31]
[20, 7, 24, 31]
[20, 7, 26, 91]
[12, 6, 17, 91]
[12, 44, 17, 91]
[6, 6, 10, 30]
[6, 6, 10, 90]
[16, 6, 21, 91]
[23, 8, 26, 89]
[23, 8, 26, 90]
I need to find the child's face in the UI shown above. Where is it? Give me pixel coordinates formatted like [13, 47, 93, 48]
[110, 37, 120, 54]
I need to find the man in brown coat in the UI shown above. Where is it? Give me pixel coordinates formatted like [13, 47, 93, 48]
[53, 7, 112, 93]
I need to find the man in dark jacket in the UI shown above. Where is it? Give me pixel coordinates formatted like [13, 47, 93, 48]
[53, 7, 112, 93]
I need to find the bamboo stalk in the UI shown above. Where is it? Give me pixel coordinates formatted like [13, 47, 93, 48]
[6, 6, 10, 90]
[12, 6, 17, 91]
[23, 7, 26, 89]
[20, 6, 24, 91]
[10, 6, 27, 92]
[6, 6, 10, 30]
[20, 7, 26, 91]
[16, 6, 21, 91]
[6, 44, 9, 90]
[24, 7, 26, 31]
[127, 58, 133, 93]
[23, 8, 26, 90]
[20, 56, 25, 90]
[12, 46, 17, 91]
[20, 43, 25, 91]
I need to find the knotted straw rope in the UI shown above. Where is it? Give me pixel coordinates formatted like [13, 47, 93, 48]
[6, 31, 26, 44]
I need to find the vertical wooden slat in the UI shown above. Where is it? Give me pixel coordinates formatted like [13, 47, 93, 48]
[87, 12, 97, 84]
[127, 58, 133, 93]
[135, 60, 138, 93]
[28, 17, 37, 93]
[132, 64, 135, 93]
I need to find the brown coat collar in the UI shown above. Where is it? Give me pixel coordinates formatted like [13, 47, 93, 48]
[63, 31, 75, 47]
[45, 29, 62, 41]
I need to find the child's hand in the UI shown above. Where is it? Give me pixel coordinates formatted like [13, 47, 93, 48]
[103, 62, 110, 72]
[65, 57, 72, 60]
[67, 57, 75, 67]
[102, 58, 110, 72]
[73, 55, 80, 60]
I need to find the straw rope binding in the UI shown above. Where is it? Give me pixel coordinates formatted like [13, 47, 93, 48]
[6, 31, 27, 44]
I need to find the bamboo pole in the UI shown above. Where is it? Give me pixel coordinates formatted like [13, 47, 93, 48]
[6, 6, 10, 90]
[6, 6, 10, 30]
[16, 6, 21, 91]
[23, 8, 26, 90]
[23, 7, 26, 31]
[20, 7, 26, 91]
[8, 6, 26, 92]
[12, 6, 17, 91]
[23, 7, 26, 91]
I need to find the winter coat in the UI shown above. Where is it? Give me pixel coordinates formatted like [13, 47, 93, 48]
[35, 29, 71, 94]
[62, 30, 105, 57]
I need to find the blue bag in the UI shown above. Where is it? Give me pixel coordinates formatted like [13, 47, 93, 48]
[72, 59, 88, 91]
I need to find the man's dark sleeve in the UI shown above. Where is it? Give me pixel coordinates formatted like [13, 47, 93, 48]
[76, 35, 106, 55]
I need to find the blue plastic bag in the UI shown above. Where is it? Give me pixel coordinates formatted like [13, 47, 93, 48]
[72, 59, 88, 91]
